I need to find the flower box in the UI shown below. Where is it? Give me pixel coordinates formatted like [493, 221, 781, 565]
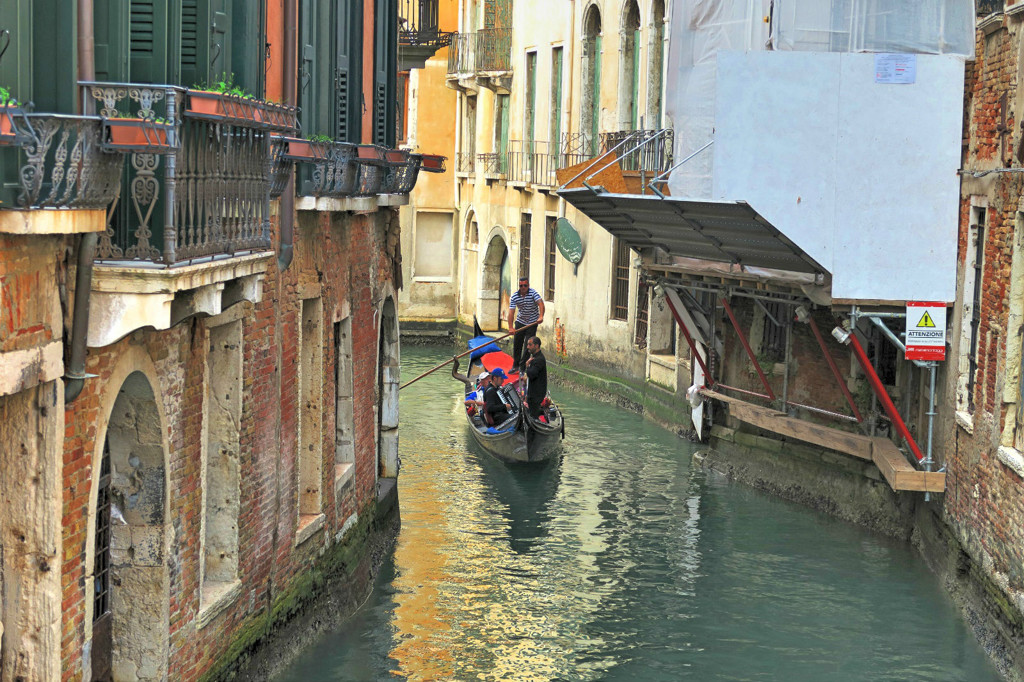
[0, 104, 26, 145]
[102, 118, 176, 153]
[278, 136, 329, 162]
[186, 90, 225, 119]
[419, 154, 447, 173]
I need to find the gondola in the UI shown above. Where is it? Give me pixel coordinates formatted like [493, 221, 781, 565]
[460, 332, 564, 464]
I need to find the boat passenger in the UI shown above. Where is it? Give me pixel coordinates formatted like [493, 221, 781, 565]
[452, 358, 486, 413]
[483, 368, 512, 425]
[524, 336, 548, 419]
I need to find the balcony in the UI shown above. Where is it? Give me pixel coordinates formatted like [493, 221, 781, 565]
[477, 151, 505, 179]
[0, 113, 124, 234]
[294, 144, 427, 212]
[399, 0, 454, 70]
[83, 81, 298, 348]
[445, 28, 512, 93]
[456, 151, 476, 174]
[506, 140, 589, 188]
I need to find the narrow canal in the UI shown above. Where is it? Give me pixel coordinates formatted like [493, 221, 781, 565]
[278, 345, 1001, 681]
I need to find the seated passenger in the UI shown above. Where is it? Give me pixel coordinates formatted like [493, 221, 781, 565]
[483, 368, 512, 424]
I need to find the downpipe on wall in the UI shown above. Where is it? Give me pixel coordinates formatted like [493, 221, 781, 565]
[66, 0, 96, 404]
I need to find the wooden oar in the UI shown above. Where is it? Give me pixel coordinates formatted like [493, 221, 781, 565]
[399, 321, 540, 390]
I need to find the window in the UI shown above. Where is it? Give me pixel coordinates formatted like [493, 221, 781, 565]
[520, 213, 532, 280]
[335, 318, 355, 495]
[93, 444, 112, 623]
[298, 298, 324, 522]
[494, 93, 510, 173]
[413, 212, 454, 279]
[582, 7, 603, 155]
[203, 320, 243, 598]
[759, 301, 788, 363]
[374, 0, 399, 145]
[634, 277, 649, 349]
[648, 0, 665, 127]
[525, 51, 537, 147]
[550, 47, 564, 158]
[545, 216, 557, 300]
[611, 238, 630, 320]
[619, 1, 641, 130]
[463, 95, 477, 171]
[957, 206, 986, 414]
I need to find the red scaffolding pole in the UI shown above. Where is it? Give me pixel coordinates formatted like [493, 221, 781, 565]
[719, 296, 776, 401]
[662, 288, 712, 386]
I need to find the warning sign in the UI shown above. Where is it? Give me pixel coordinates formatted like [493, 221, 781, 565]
[905, 301, 947, 361]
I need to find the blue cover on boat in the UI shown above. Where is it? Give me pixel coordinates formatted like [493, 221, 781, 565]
[485, 426, 516, 434]
[468, 335, 501, 360]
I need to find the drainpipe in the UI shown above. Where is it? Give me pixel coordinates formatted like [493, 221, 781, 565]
[278, 0, 298, 271]
[66, 0, 97, 404]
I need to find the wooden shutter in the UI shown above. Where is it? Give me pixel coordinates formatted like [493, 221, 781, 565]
[335, 0, 362, 142]
[373, 0, 397, 146]
[230, 0, 265, 94]
[93, 0, 129, 83]
[128, 0, 169, 84]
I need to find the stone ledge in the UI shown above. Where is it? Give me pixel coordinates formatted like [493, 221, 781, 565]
[295, 196, 378, 213]
[89, 252, 272, 348]
[295, 513, 325, 547]
[196, 579, 243, 630]
[997, 446, 1024, 479]
[0, 209, 106, 235]
[0, 341, 62, 397]
[955, 410, 974, 435]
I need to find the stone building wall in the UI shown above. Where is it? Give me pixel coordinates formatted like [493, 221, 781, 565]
[52, 206, 401, 682]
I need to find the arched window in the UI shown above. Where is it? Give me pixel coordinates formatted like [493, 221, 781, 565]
[648, 0, 666, 128]
[582, 6, 603, 155]
[619, 0, 641, 131]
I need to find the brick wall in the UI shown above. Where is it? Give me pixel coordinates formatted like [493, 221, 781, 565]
[55, 205, 400, 681]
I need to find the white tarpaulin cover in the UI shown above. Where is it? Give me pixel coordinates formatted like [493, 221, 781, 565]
[665, 0, 975, 198]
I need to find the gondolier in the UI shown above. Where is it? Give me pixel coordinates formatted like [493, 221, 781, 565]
[508, 277, 544, 373]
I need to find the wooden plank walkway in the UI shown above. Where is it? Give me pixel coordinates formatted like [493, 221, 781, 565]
[702, 390, 945, 493]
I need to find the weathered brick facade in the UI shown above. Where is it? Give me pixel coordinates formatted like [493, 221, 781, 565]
[26, 205, 403, 682]
[941, 7, 1024, 635]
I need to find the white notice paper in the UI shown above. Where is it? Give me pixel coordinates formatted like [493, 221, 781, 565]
[875, 54, 917, 84]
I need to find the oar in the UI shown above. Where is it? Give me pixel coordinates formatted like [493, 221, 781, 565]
[399, 321, 540, 390]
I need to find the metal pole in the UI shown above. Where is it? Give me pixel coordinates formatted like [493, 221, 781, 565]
[162, 87, 177, 264]
[720, 296, 776, 400]
[662, 289, 713, 384]
[781, 306, 792, 405]
[925, 362, 937, 501]
[837, 327, 925, 462]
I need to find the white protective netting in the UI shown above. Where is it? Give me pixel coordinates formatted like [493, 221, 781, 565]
[665, 0, 975, 198]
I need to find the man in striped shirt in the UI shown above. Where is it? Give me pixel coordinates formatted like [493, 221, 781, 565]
[507, 277, 545, 372]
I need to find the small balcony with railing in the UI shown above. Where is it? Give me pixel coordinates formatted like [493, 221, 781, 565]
[82, 81, 297, 347]
[506, 139, 590, 188]
[445, 28, 512, 93]
[399, 0, 454, 71]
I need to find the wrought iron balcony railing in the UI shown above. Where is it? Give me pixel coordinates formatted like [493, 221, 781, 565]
[399, 0, 453, 49]
[83, 81, 299, 265]
[456, 151, 476, 173]
[506, 140, 589, 187]
[477, 28, 512, 72]
[477, 151, 505, 176]
[600, 129, 674, 174]
[447, 32, 477, 75]
[2, 114, 124, 209]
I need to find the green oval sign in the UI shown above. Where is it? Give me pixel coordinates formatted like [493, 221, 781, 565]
[555, 218, 584, 264]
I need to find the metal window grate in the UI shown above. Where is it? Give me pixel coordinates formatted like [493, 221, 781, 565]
[545, 216, 557, 300]
[634, 278, 649, 349]
[93, 444, 112, 621]
[760, 301, 787, 363]
[520, 213, 531, 280]
[612, 238, 630, 320]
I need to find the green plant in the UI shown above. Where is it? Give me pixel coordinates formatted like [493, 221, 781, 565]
[308, 134, 333, 143]
[195, 73, 256, 99]
[0, 86, 18, 107]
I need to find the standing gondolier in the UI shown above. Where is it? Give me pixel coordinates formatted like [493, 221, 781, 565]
[507, 277, 544, 373]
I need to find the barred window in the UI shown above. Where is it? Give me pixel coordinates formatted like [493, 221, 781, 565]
[634, 277, 649, 348]
[612, 238, 630, 320]
[520, 213, 532, 280]
[94, 443, 112, 621]
[545, 216, 557, 300]
[760, 301, 787, 363]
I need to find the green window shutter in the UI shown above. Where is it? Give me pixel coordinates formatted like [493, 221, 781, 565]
[230, 0, 265, 94]
[128, 0, 169, 84]
[550, 47, 562, 154]
[29, 0, 76, 112]
[335, 0, 362, 142]
[93, 0, 129, 83]
[590, 34, 601, 152]
[524, 51, 536, 145]
[373, 0, 397, 146]
[630, 28, 640, 129]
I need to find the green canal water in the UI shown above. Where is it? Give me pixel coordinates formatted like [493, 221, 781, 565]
[277, 345, 1001, 681]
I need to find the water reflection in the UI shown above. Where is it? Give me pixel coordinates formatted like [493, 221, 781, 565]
[276, 346, 1000, 682]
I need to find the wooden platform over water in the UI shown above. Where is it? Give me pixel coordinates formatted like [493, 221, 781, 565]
[702, 390, 944, 493]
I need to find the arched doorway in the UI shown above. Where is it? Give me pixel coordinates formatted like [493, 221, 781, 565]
[90, 371, 169, 682]
[461, 211, 480, 318]
[377, 297, 400, 479]
[478, 233, 509, 331]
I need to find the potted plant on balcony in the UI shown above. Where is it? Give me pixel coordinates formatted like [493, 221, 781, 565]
[187, 73, 261, 124]
[0, 87, 26, 146]
[276, 133, 332, 162]
[102, 116, 177, 153]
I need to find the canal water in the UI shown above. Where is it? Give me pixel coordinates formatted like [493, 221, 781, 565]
[278, 345, 1001, 681]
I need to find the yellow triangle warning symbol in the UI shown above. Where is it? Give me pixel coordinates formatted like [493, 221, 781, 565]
[917, 311, 936, 328]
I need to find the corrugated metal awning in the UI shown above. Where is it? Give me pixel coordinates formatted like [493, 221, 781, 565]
[558, 187, 827, 276]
